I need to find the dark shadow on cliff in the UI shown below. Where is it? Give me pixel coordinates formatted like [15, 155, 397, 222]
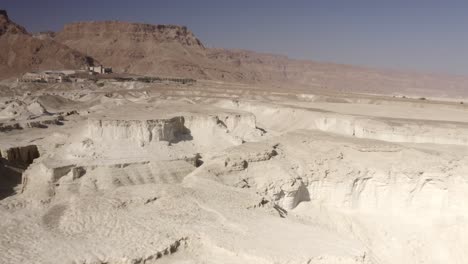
[0, 158, 23, 200]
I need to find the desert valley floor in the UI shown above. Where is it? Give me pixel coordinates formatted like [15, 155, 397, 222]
[1, 79, 468, 264]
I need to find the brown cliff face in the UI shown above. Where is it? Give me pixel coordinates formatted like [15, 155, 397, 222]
[0, 10, 95, 79]
[53, 21, 288, 83]
[57, 21, 204, 47]
[54, 21, 210, 78]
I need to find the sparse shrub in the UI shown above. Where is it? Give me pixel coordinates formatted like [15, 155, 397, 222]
[97, 82, 105, 87]
[419, 97, 426, 100]
[122, 76, 196, 84]
[138, 77, 152, 83]
[114, 77, 133, 82]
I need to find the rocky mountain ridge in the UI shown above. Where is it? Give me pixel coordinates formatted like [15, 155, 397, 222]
[56, 21, 204, 47]
[0, 9, 27, 35]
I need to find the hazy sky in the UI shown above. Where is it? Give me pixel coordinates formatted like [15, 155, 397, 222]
[4, 0, 468, 75]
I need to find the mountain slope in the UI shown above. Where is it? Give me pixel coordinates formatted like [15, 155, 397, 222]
[54, 21, 279, 83]
[0, 10, 95, 79]
[55, 21, 210, 78]
[207, 48, 468, 97]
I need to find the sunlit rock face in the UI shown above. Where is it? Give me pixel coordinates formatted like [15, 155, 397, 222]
[87, 117, 187, 144]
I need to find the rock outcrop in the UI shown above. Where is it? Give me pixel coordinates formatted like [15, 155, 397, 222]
[87, 116, 188, 145]
[86, 105, 262, 146]
[0, 144, 40, 199]
[0, 145, 39, 166]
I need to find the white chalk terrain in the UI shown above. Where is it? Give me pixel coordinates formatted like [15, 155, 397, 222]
[1, 79, 468, 264]
[2, 8, 468, 263]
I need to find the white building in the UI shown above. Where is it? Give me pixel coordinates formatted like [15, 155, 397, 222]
[88, 65, 112, 74]
[19, 71, 70, 83]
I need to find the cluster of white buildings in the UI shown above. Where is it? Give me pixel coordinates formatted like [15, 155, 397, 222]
[19, 65, 113, 83]
[20, 71, 70, 83]
[87, 65, 113, 75]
